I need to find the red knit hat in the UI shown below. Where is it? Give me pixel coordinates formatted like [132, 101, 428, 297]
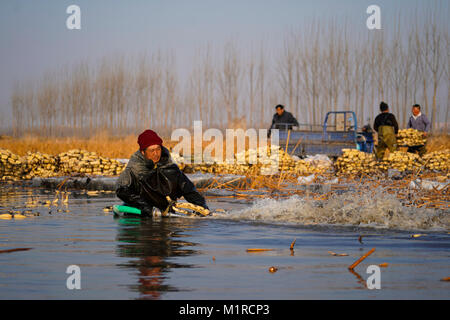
[138, 130, 163, 151]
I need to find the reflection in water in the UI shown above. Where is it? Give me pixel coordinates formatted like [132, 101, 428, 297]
[114, 216, 199, 299]
[348, 269, 367, 289]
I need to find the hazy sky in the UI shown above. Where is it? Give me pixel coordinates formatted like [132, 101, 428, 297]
[0, 0, 447, 122]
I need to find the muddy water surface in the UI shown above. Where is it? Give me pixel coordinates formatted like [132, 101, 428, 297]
[0, 185, 449, 299]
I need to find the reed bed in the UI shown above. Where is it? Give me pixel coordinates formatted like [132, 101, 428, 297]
[1, 132, 448, 158]
[0, 134, 260, 159]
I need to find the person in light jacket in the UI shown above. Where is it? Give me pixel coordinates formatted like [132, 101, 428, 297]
[406, 104, 431, 156]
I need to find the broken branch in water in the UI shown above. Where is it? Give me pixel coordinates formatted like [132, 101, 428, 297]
[348, 247, 376, 270]
[328, 251, 349, 256]
[290, 238, 296, 250]
[0, 248, 33, 254]
[246, 248, 274, 252]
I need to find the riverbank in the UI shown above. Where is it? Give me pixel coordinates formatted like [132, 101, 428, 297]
[1, 132, 449, 159]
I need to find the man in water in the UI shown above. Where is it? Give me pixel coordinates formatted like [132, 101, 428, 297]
[268, 104, 299, 137]
[373, 102, 399, 160]
[116, 129, 208, 216]
[406, 104, 431, 156]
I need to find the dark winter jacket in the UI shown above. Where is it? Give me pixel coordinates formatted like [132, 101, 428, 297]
[373, 112, 399, 134]
[268, 111, 299, 137]
[270, 111, 299, 130]
[115, 146, 208, 215]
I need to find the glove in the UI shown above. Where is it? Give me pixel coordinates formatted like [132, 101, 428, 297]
[141, 206, 153, 217]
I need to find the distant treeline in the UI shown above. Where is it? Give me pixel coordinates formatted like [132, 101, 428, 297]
[9, 9, 449, 137]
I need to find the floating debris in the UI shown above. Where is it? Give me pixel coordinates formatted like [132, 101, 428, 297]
[268, 266, 278, 273]
[0, 248, 33, 254]
[246, 248, 274, 253]
[290, 238, 296, 250]
[62, 192, 69, 205]
[348, 247, 376, 270]
[328, 251, 349, 256]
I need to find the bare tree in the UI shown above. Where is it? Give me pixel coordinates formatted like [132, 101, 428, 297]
[10, 83, 24, 137]
[321, 21, 344, 113]
[8, 4, 448, 137]
[246, 48, 257, 128]
[163, 51, 178, 135]
[445, 29, 450, 131]
[277, 32, 297, 113]
[217, 41, 241, 127]
[400, 30, 415, 127]
[424, 14, 444, 131]
[388, 19, 403, 125]
[134, 54, 150, 132]
[257, 43, 268, 128]
[189, 44, 216, 127]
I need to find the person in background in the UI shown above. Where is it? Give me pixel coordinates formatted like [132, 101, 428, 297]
[373, 102, 399, 160]
[406, 104, 431, 156]
[268, 104, 299, 138]
[361, 118, 374, 153]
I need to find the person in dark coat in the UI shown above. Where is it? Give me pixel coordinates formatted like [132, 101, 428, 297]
[373, 102, 399, 160]
[116, 130, 208, 217]
[406, 104, 430, 156]
[268, 105, 299, 137]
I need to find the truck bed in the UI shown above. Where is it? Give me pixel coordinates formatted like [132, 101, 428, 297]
[278, 129, 357, 158]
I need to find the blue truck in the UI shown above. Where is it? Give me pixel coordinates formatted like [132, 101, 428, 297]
[275, 111, 371, 158]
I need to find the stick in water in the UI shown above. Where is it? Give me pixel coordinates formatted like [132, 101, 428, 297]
[246, 248, 274, 252]
[0, 248, 33, 254]
[348, 247, 376, 270]
[290, 238, 296, 250]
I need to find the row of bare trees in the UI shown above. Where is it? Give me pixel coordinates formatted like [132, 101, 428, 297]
[9, 13, 449, 137]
